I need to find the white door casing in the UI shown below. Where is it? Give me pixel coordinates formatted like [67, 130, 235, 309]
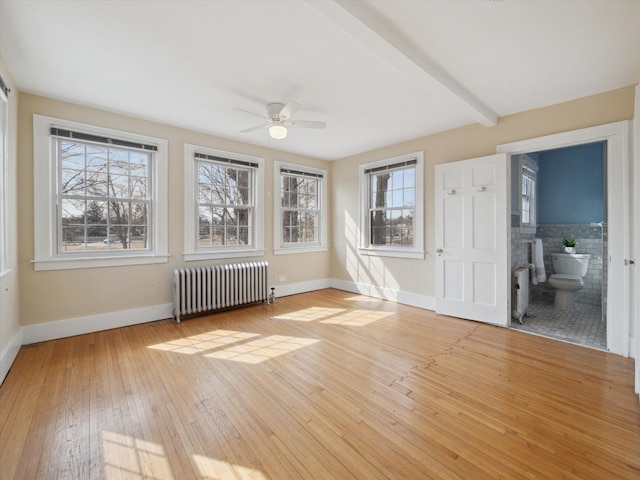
[435, 154, 509, 326]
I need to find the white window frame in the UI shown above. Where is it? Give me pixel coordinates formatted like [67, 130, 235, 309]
[184, 144, 264, 261]
[274, 161, 328, 255]
[0, 85, 8, 278]
[519, 154, 538, 234]
[359, 151, 424, 259]
[33, 115, 169, 271]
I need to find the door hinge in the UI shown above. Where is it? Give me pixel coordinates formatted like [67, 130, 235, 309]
[624, 259, 635, 266]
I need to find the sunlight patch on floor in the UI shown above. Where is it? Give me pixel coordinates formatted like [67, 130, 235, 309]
[205, 335, 319, 364]
[320, 309, 393, 326]
[103, 430, 173, 480]
[273, 307, 346, 322]
[147, 330, 260, 354]
[193, 454, 269, 479]
[148, 329, 318, 363]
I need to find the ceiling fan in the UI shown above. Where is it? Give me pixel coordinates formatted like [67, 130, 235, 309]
[234, 102, 326, 139]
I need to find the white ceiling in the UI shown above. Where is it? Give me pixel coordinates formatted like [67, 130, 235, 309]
[1, 0, 639, 160]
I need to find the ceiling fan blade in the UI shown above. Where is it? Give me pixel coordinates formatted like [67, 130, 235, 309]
[280, 101, 300, 120]
[240, 124, 269, 133]
[287, 120, 327, 129]
[233, 107, 268, 121]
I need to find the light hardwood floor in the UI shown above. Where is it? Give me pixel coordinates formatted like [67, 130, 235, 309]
[1, 289, 639, 479]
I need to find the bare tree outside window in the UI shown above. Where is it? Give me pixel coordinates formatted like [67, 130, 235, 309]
[368, 166, 415, 247]
[58, 139, 151, 252]
[281, 173, 318, 244]
[197, 161, 252, 248]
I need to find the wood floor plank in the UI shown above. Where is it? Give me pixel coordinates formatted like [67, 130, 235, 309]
[1, 289, 639, 479]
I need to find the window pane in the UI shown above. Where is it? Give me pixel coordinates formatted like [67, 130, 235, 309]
[372, 174, 390, 208]
[61, 199, 85, 225]
[130, 152, 149, 170]
[130, 176, 147, 200]
[60, 141, 85, 170]
[61, 225, 87, 252]
[130, 203, 148, 225]
[198, 184, 212, 204]
[61, 169, 86, 195]
[109, 149, 129, 176]
[404, 187, 415, 206]
[86, 146, 108, 172]
[86, 201, 107, 226]
[109, 174, 129, 199]
[86, 170, 109, 197]
[370, 211, 389, 245]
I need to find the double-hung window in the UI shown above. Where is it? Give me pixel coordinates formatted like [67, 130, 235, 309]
[33, 115, 168, 270]
[520, 154, 538, 233]
[274, 162, 327, 254]
[359, 152, 424, 259]
[184, 145, 264, 261]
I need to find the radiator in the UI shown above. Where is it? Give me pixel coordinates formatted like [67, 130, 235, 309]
[512, 267, 530, 324]
[173, 261, 269, 322]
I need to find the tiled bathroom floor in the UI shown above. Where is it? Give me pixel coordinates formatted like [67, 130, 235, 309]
[510, 295, 606, 351]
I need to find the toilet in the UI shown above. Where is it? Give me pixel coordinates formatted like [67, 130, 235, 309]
[548, 253, 590, 310]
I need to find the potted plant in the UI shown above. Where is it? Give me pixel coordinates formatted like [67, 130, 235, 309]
[563, 238, 578, 254]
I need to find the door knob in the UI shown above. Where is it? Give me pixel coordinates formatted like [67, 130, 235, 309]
[436, 248, 443, 255]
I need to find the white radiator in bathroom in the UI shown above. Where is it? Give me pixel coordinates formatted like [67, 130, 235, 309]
[512, 267, 530, 324]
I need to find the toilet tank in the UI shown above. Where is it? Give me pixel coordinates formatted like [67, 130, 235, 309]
[551, 253, 590, 277]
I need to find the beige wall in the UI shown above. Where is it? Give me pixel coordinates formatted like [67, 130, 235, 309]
[18, 94, 331, 326]
[0, 55, 20, 374]
[10, 85, 638, 332]
[330, 86, 636, 299]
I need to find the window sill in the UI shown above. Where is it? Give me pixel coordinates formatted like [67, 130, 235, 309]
[358, 248, 425, 259]
[183, 249, 265, 262]
[274, 245, 328, 256]
[33, 254, 170, 271]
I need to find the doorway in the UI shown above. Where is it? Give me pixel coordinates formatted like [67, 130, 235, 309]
[498, 122, 631, 356]
[509, 142, 607, 350]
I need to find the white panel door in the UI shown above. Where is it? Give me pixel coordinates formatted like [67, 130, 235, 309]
[435, 154, 509, 325]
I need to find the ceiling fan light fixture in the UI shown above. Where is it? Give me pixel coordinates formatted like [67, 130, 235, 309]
[269, 123, 287, 139]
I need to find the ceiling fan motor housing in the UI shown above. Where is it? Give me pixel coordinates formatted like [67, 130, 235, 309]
[267, 103, 286, 120]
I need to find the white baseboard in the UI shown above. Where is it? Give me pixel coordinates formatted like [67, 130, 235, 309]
[22, 303, 174, 345]
[0, 328, 23, 385]
[329, 278, 435, 311]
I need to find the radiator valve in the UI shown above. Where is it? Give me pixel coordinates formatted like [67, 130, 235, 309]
[268, 287, 276, 304]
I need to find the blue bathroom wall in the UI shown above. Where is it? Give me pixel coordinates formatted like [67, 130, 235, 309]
[537, 142, 605, 224]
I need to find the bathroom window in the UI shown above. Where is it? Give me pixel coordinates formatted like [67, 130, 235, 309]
[520, 155, 538, 233]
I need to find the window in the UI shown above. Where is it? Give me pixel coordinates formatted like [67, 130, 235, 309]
[520, 154, 538, 233]
[359, 152, 424, 259]
[33, 115, 168, 270]
[184, 145, 264, 261]
[274, 162, 327, 254]
[0, 76, 8, 277]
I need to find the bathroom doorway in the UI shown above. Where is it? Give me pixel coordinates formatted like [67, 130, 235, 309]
[509, 142, 607, 350]
[498, 121, 632, 356]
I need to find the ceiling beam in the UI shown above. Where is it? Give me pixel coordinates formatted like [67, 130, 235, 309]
[311, 1, 498, 127]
